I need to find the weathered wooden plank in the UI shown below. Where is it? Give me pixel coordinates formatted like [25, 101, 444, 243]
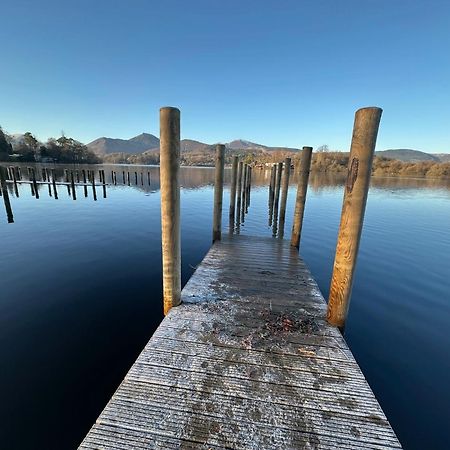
[80, 235, 401, 449]
[109, 392, 397, 445]
[115, 380, 394, 437]
[144, 337, 362, 378]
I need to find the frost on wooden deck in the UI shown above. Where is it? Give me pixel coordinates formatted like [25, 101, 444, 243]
[80, 235, 402, 449]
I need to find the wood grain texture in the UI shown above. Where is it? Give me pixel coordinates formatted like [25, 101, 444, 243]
[327, 108, 382, 328]
[160, 107, 181, 314]
[80, 234, 401, 449]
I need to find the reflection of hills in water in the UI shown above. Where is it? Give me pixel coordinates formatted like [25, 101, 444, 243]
[2, 163, 450, 192]
[1, 163, 450, 224]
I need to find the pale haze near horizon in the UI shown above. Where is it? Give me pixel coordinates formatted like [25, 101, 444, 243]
[1, 0, 449, 153]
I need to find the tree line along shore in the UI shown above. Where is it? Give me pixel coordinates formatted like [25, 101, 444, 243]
[1, 128, 449, 178]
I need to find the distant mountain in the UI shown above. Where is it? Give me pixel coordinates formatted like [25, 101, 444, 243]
[226, 139, 298, 153]
[88, 133, 300, 157]
[87, 133, 159, 155]
[128, 133, 159, 148]
[376, 149, 440, 162]
[434, 153, 450, 162]
[89, 134, 450, 162]
[181, 139, 212, 153]
[227, 139, 267, 151]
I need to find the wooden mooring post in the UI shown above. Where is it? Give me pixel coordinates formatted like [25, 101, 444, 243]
[70, 171, 76, 200]
[92, 172, 97, 201]
[51, 169, 58, 199]
[212, 144, 225, 242]
[246, 166, 252, 210]
[229, 156, 238, 227]
[80, 104, 401, 449]
[0, 166, 14, 223]
[11, 166, 19, 197]
[272, 162, 283, 235]
[278, 157, 291, 238]
[268, 164, 276, 226]
[235, 161, 243, 229]
[160, 107, 181, 315]
[291, 146, 313, 249]
[327, 107, 382, 330]
[31, 168, 39, 199]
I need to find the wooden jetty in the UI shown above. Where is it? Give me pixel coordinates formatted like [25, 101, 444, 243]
[79, 106, 401, 449]
[80, 234, 401, 449]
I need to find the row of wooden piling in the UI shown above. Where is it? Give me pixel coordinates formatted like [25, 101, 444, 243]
[2, 166, 152, 187]
[158, 106, 382, 332]
[1, 166, 153, 201]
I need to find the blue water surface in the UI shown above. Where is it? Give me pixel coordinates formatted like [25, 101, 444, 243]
[0, 165, 449, 449]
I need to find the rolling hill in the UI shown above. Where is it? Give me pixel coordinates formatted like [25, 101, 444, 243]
[89, 134, 449, 163]
[87, 133, 159, 155]
[375, 149, 440, 162]
[88, 134, 300, 156]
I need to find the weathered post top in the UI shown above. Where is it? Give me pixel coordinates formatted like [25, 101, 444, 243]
[160, 107, 181, 315]
[327, 107, 382, 329]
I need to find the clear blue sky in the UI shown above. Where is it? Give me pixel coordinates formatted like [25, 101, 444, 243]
[1, 0, 449, 152]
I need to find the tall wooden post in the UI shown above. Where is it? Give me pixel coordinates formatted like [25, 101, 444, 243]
[268, 164, 276, 226]
[92, 170, 97, 201]
[70, 171, 76, 200]
[51, 169, 58, 199]
[31, 168, 39, 199]
[236, 161, 243, 228]
[229, 156, 238, 225]
[0, 166, 14, 223]
[246, 166, 252, 209]
[327, 107, 382, 329]
[160, 106, 181, 315]
[291, 147, 313, 249]
[241, 164, 248, 223]
[11, 166, 19, 197]
[212, 144, 225, 242]
[278, 157, 291, 238]
[273, 162, 282, 217]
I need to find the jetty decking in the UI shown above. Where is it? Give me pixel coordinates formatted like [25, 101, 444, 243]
[80, 234, 401, 449]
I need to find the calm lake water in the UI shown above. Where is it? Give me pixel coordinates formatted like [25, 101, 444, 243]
[0, 164, 449, 450]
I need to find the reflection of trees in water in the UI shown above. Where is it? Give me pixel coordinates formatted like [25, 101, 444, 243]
[1, 163, 449, 224]
[251, 168, 450, 192]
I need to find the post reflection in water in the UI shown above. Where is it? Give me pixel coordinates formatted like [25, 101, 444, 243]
[0, 164, 157, 224]
[228, 162, 255, 234]
[2, 163, 449, 229]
